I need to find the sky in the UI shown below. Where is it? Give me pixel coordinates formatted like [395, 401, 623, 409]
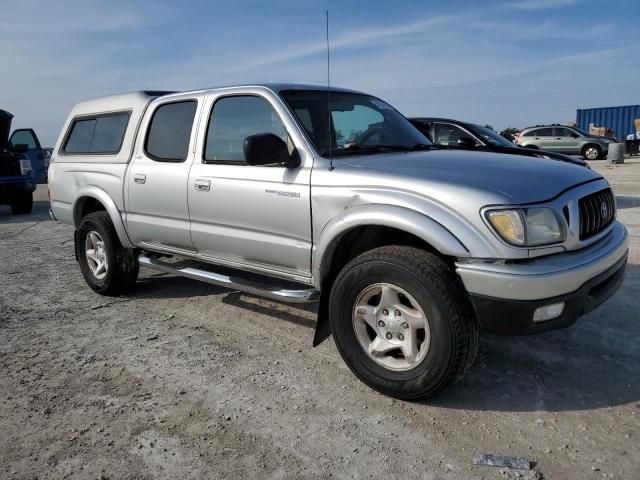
[1, 0, 638, 146]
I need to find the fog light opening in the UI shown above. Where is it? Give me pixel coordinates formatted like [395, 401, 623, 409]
[533, 302, 565, 323]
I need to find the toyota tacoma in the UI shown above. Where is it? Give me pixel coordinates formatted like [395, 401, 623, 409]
[48, 85, 628, 399]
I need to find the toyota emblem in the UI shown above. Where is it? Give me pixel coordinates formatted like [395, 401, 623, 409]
[600, 201, 608, 219]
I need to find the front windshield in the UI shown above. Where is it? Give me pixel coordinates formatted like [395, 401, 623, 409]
[280, 90, 432, 156]
[469, 124, 514, 147]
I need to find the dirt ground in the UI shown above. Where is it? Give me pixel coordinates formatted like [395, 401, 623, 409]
[1, 158, 639, 480]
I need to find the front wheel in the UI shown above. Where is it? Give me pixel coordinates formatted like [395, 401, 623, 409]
[329, 246, 479, 400]
[582, 144, 602, 160]
[76, 211, 139, 296]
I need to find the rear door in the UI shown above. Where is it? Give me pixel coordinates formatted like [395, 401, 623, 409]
[9, 128, 45, 183]
[530, 127, 555, 150]
[187, 93, 312, 277]
[125, 98, 200, 252]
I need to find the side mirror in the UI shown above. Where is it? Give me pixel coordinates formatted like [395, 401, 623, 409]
[243, 133, 300, 168]
[457, 136, 476, 149]
[12, 143, 29, 153]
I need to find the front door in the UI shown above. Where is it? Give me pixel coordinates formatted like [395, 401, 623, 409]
[9, 128, 45, 183]
[126, 99, 200, 252]
[554, 127, 581, 154]
[187, 94, 312, 277]
[433, 123, 480, 150]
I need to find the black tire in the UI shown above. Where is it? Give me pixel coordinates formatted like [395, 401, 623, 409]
[522, 144, 538, 150]
[329, 246, 479, 400]
[10, 192, 33, 215]
[76, 211, 139, 296]
[581, 144, 602, 160]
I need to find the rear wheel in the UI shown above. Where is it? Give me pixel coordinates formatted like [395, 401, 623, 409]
[523, 144, 538, 150]
[329, 246, 479, 400]
[10, 192, 33, 215]
[582, 144, 602, 160]
[76, 211, 139, 295]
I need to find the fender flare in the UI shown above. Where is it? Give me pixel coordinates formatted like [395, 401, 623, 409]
[311, 204, 470, 347]
[312, 204, 469, 287]
[73, 186, 134, 248]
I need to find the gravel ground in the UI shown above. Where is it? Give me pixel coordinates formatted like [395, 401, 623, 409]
[1, 158, 639, 480]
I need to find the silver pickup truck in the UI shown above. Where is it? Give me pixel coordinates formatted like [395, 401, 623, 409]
[48, 85, 628, 399]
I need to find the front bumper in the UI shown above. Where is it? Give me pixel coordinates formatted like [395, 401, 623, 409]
[456, 221, 628, 334]
[468, 255, 626, 335]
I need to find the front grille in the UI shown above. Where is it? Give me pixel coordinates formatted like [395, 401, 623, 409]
[578, 188, 616, 240]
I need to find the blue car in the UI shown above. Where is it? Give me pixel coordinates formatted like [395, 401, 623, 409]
[8, 126, 47, 184]
[0, 109, 37, 214]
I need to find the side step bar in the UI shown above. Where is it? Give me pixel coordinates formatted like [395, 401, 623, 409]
[138, 253, 319, 303]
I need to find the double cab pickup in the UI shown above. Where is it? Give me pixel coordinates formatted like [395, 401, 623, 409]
[48, 85, 628, 399]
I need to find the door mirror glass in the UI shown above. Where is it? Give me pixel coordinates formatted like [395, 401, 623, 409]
[243, 133, 298, 168]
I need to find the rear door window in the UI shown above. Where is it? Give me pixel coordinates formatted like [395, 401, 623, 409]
[535, 128, 553, 137]
[64, 112, 129, 154]
[145, 101, 197, 162]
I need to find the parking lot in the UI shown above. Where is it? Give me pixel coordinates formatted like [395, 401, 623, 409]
[1, 159, 639, 480]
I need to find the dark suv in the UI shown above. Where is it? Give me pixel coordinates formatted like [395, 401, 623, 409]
[409, 118, 587, 166]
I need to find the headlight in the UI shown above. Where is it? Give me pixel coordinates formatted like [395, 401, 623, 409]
[19, 159, 32, 176]
[486, 208, 565, 246]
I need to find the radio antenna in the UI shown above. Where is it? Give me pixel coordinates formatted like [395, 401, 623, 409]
[326, 10, 333, 171]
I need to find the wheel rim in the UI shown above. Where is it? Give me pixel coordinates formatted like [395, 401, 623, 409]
[585, 147, 599, 159]
[85, 231, 108, 280]
[352, 283, 431, 371]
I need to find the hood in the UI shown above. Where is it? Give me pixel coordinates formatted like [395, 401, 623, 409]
[497, 145, 587, 167]
[0, 109, 12, 149]
[340, 149, 602, 204]
[589, 135, 615, 143]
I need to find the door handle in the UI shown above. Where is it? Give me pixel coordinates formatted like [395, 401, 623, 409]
[194, 179, 211, 191]
[134, 173, 146, 184]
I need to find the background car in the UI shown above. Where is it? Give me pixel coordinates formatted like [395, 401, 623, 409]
[8, 128, 47, 183]
[0, 109, 36, 214]
[409, 117, 587, 167]
[514, 125, 613, 160]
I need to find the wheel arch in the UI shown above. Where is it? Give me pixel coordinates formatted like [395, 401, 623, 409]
[73, 186, 134, 248]
[581, 142, 602, 159]
[311, 204, 470, 346]
[313, 205, 469, 288]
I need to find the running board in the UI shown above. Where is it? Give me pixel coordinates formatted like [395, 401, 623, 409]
[138, 253, 319, 303]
